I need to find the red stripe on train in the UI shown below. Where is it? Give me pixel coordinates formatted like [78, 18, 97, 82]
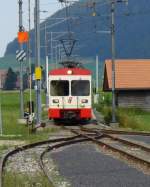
[48, 108, 91, 119]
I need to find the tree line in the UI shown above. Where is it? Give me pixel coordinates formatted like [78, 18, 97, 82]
[4, 65, 45, 90]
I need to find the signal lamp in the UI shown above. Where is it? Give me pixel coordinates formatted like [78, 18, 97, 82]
[81, 99, 88, 103]
[67, 70, 72, 75]
[53, 99, 59, 103]
[92, 12, 96, 17]
[80, 103, 85, 108]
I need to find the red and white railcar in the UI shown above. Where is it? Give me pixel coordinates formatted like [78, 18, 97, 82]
[48, 65, 92, 120]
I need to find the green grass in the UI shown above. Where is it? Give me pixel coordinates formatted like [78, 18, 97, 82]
[96, 92, 150, 131]
[117, 108, 150, 131]
[119, 108, 149, 131]
[1, 91, 25, 136]
[0, 90, 59, 142]
[3, 172, 53, 187]
[137, 115, 150, 129]
[0, 90, 61, 187]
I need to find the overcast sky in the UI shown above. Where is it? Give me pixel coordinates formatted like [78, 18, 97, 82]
[0, 0, 62, 57]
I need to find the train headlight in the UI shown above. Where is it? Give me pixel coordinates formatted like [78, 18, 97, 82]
[81, 99, 88, 103]
[80, 103, 85, 107]
[67, 70, 72, 75]
[53, 99, 59, 103]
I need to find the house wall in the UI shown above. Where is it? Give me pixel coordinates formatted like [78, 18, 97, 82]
[117, 90, 150, 110]
[0, 71, 7, 89]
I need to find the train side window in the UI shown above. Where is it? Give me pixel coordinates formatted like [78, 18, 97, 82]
[71, 80, 90, 96]
[50, 80, 69, 96]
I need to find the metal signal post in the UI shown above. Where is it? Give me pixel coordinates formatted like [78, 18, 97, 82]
[96, 55, 99, 94]
[111, 1, 116, 123]
[44, 23, 49, 108]
[111, 0, 128, 123]
[28, 0, 33, 125]
[35, 0, 41, 126]
[18, 0, 24, 118]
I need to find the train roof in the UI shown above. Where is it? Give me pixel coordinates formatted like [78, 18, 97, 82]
[49, 67, 92, 76]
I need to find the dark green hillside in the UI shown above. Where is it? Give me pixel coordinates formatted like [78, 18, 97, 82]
[0, 55, 20, 70]
[0, 55, 48, 71]
[0, 55, 103, 82]
[4, 0, 150, 60]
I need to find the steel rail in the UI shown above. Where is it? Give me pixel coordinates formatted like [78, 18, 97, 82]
[103, 133, 150, 152]
[80, 127, 150, 152]
[0, 133, 103, 187]
[0, 135, 82, 187]
[81, 126, 150, 136]
[101, 129, 150, 136]
[39, 134, 104, 185]
[71, 129, 150, 167]
[39, 137, 89, 185]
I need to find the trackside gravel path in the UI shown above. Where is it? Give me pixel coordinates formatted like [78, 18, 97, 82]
[120, 135, 150, 144]
[49, 143, 150, 187]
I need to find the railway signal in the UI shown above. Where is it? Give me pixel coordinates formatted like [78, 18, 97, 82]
[18, 0, 25, 119]
[35, 67, 42, 80]
[18, 0, 30, 119]
[18, 31, 29, 44]
[35, 0, 42, 126]
[16, 50, 26, 62]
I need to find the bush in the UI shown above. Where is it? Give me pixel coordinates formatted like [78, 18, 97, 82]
[96, 105, 142, 129]
[116, 108, 141, 129]
[102, 107, 112, 124]
[98, 92, 112, 107]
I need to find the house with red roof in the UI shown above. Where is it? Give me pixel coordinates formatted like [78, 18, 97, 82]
[103, 59, 150, 110]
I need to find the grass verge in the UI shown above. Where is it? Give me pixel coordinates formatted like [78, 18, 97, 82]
[0, 90, 60, 142]
[3, 172, 53, 187]
[96, 92, 150, 131]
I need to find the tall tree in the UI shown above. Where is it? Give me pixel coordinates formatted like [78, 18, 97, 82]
[4, 68, 17, 90]
[23, 73, 28, 90]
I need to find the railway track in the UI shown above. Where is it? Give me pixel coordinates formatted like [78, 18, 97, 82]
[0, 132, 104, 187]
[0, 135, 83, 187]
[78, 120, 150, 136]
[89, 127, 150, 136]
[39, 134, 104, 184]
[70, 127, 150, 168]
[1, 120, 150, 187]
[52, 121, 150, 170]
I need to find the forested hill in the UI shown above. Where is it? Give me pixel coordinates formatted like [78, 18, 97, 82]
[4, 0, 150, 60]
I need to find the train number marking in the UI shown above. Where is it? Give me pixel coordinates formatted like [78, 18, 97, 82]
[68, 97, 72, 103]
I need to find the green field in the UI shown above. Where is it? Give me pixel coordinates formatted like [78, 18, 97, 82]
[1, 90, 150, 186]
[1, 90, 150, 141]
[97, 92, 150, 131]
[4, 172, 53, 187]
[0, 90, 58, 187]
[0, 90, 58, 142]
[117, 108, 150, 131]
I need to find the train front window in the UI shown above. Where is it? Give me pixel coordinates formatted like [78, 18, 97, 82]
[71, 80, 90, 96]
[50, 80, 69, 96]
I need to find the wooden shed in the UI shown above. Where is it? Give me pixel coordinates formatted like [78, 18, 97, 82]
[103, 59, 150, 110]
